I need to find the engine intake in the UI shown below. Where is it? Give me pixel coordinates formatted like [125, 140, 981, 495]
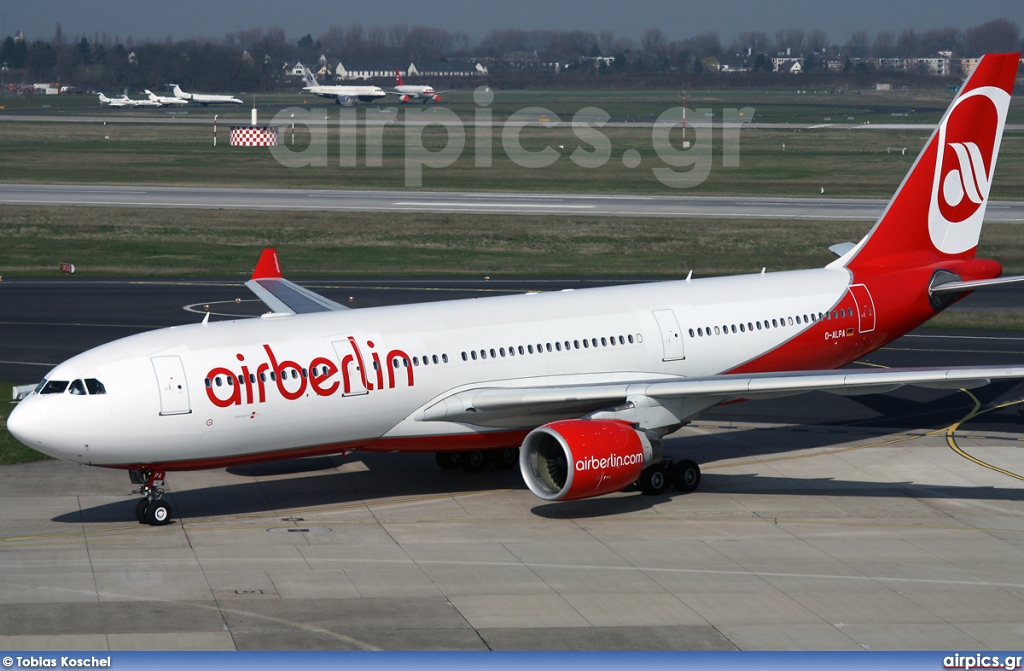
[519, 419, 653, 501]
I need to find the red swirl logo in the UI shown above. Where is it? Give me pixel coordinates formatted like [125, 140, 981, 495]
[936, 94, 999, 224]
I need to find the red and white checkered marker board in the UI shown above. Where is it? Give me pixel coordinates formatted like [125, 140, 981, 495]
[229, 126, 279, 146]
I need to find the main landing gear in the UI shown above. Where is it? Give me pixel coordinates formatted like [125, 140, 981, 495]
[435, 447, 520, 473]
[637, 458, 701, 496]
[129, 469, 173, 526]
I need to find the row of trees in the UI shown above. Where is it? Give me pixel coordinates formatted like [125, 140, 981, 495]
[1, 18, 1020, 91]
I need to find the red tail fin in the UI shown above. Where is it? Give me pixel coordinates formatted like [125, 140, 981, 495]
[395, 68, 404, 86]
[843, 53, 1019, 271]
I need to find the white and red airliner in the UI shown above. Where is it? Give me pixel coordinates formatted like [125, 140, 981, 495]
[10, 54, 1024, 526]
[391, 68, 450, 103]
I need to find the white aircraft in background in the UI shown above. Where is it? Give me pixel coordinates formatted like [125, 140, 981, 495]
[170, 84, 243, 106]
[12, 53, 1024, 526]
[392, 68, 450, 103]
[97, 93, 161, 108]
[300, 67, 387, 105]
[145, 89, 189, 106]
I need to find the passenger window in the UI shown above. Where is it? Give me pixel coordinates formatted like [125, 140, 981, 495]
[772, 319, 778, 328]
[619, 336, 626, 344]
[500, 348, 506, 357]
[471, 351, 477, 360]
[564, 341, 570, 350]
[602, 337, 608, 346]
[688, 329, 694, 338]
[204, 378, 211, 388]
[250, 373, 257, 383]
[518, 346, 525, 355]
[462, 352, 468, 361]
[583, 339, 589, 348]
[730, 325, 736, 334]
[481, 350, 487, 360]
[413, 357, 419, 366]
[546, 343, 552, 352]
[555, 342, 562, 351]
[433, 355, 439, 364]
[788, 317, 794, 325]
[442, 354, 448, 363]
[215, 377, 223, 387]
[739, 324, 745, 333]
[69, 380, 86, 395]
[627, 335, 634, 344]
[84, 378, 105, 394]
[573, 340, 580, 349]
[714, 326, 720, 335]
[489, 349, 496, 358]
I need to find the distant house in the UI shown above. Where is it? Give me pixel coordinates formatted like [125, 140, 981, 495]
[772, 57, 803, 74]
[335, 61, 486, 81]
[289, 62, 307, 76]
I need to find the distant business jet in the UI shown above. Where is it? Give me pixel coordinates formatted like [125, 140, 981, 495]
[14, 54, 1024, 526]
[170, 84, 243, 106]
[97, 93, 161, 108]
[301, 67, 387, 106]
[391, 68, 451, 103]
[145, 89, 189, 106]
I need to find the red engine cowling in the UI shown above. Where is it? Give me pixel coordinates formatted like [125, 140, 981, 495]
[519, 419, 653, 501]
[432, 94, 441, 102]
[401, 95, 412, 103]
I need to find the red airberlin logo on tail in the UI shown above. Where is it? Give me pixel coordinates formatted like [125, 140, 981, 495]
[929, 86, 1010, 254]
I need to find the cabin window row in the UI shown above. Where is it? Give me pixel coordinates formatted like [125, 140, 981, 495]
[460, 334, 637, 362]
[688, 308, 855, 338]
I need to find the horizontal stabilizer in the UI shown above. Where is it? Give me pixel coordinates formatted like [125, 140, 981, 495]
[929, 274, 1024, 294]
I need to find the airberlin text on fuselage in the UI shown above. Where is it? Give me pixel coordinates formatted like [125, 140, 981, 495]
[204, 338, 414, 408]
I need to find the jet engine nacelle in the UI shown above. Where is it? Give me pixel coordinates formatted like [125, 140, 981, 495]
[336, 95, 354, 106]
[400, 95, 412, 103]
[519, 419, 653, 501]
[431, 94, 441, 102]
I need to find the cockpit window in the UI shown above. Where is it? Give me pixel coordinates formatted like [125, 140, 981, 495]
[40, 380, 69, 395]
[69, 380, 87, 395]
[34, 379, 48, 394]
[85, 379, 106, 395]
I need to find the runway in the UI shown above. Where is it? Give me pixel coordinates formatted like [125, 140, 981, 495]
[6, 183, 1024, 221]
[2, 278, 1024, 650]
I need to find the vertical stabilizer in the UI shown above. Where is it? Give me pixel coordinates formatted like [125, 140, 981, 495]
[841, 53, 1019, 271]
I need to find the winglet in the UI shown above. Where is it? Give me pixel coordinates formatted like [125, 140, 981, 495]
[251, 248, 282, 280]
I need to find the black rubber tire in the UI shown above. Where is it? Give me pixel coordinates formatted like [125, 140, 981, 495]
[492, 447, 519, 470]
[435, 452, 461, 470]
[135, 499, 149, 524]
[639, 465, 669, 495]
[672, 459, 701, 492]
[145, 500, 172, 526]
[460, 450, 487, 472]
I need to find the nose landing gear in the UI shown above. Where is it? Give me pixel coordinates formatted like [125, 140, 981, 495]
[129, 469, 172, 526]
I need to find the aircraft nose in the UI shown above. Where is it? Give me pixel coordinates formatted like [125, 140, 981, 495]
[6, 398, 38, 445]
[6, 398, 53, 455]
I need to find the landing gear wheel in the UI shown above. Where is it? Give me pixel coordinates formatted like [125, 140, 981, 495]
[460, 450, 487, 472]
[639, 464, 670, 496]
[145, 500, 172, 526]
[435, 451, 461, 470]
[492, 447, 519, 470]
[134, 499, 149, 524]
[672, 459, 701, 492]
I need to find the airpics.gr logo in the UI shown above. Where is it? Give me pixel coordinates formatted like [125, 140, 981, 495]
[928, 86, 1010, 255]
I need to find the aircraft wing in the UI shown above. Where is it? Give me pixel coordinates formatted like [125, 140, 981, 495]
[419, 365, 1024, 424]
[245, 248, 349, 314]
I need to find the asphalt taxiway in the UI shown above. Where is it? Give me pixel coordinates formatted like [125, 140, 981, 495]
[2, 278, 1024, 650]
[6, 183, 1024, 221]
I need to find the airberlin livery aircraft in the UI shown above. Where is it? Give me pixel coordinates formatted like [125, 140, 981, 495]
[392, 68, 450, 103]
[10, 54, 1024, 526]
